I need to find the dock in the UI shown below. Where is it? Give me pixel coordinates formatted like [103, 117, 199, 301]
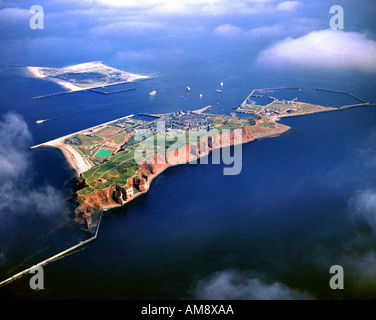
[0, 210, 103, 288]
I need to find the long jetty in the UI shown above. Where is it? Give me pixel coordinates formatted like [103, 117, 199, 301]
[32, 74, 157, 99]
[0, 211, 103, 288]
[32, 83, 136, 100]
[316, 88, 368, 104]
[32, 90, 82, 99]
[138, 113, 161, 118]
[87, 87, 136, 95]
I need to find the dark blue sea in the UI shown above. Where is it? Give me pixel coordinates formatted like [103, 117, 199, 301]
[0, 61, 376, 300]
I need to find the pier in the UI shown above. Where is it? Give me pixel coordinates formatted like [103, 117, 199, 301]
[138, 113, 162, 118]
[88, 87, 136, 95]
[32, 85, 136, 99]
[32, 90, 82, 99]
[32, 75, 156, 99]
[0, 211, 103, 288]
[316, 88, 369, 104]
[192, 105, 211, 114]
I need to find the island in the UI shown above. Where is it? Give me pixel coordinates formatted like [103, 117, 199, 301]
[27, 61, 155, 99]
[31, 87, 374, 230]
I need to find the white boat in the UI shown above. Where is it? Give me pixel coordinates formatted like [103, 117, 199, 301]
[186, 86, 191, 91]
[36, 119, 46, 124]
[220, 82, 223, 87]
[214, 89, 222, 93]
[149, 90, 157, 96]
[199, 94, 203, 98]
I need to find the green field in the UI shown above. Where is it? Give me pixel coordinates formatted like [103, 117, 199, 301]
[94, 149, 113, 158]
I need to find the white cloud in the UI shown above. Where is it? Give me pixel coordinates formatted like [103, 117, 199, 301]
[214, 23, 242, 36]
[0, 112, 64, 218]
[246, 25, 283, 39]
[256, 29, 376, 72]
[340, 251, 376, 297]
[276, 1, 302, 12]
[215, 18, 320, 41]
[192, 269, 313, 300]
[351, 190, 376, 232]
[53, 0, 297, 17]
[344, 251, 376, 283]
[91, 20, 164, 35]
[0, 7, 30, 20]
[0, 112, 31, 179]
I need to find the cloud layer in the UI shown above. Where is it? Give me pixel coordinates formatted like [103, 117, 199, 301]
[256, 29, 376, 73]
[351, 190, 376, 233]
[54, 0, 302, 16]
[0, 112, 64, 219]
[192, 269, 313, 300]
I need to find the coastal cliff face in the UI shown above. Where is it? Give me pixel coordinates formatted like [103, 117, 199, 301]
[73, 128, 259, 229]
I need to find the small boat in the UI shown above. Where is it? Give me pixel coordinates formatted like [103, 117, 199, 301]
[214, 89, 222, 93]
[36, 119, 46, 124]
[149, 90, 157, 96]
[220, 82, 223, 87]
[199, 94, 203, 98]
[186, 86, 191, 91]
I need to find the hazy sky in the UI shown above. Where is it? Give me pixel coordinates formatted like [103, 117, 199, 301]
[0, 0, 375, 81]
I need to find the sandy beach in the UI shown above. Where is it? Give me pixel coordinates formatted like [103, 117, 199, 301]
[31, 138, 94, 176]
[26, 66, 46, 78]
[26, 66, 84, 92]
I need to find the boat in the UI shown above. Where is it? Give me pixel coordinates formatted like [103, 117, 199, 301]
[186, 86, 191, 91]
[35, 119, 46, 124]
[220, 82, 223, 87]
[214, 89, 222, 93]
[149, 90, 156, 96]
[199, 94, 203, 98]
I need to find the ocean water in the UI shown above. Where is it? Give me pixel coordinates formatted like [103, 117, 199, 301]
[0, 61, 376, 300]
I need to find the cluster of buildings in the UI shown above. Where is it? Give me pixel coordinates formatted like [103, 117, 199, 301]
[64, 137, 83, 145]
[260, 103, 298, 117]
[154, 111, 213, 132]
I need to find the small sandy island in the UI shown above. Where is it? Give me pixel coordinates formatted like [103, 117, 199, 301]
[26, 61, 153, 92]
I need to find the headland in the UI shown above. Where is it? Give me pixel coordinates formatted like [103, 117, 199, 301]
[30, 87, 375, 229]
